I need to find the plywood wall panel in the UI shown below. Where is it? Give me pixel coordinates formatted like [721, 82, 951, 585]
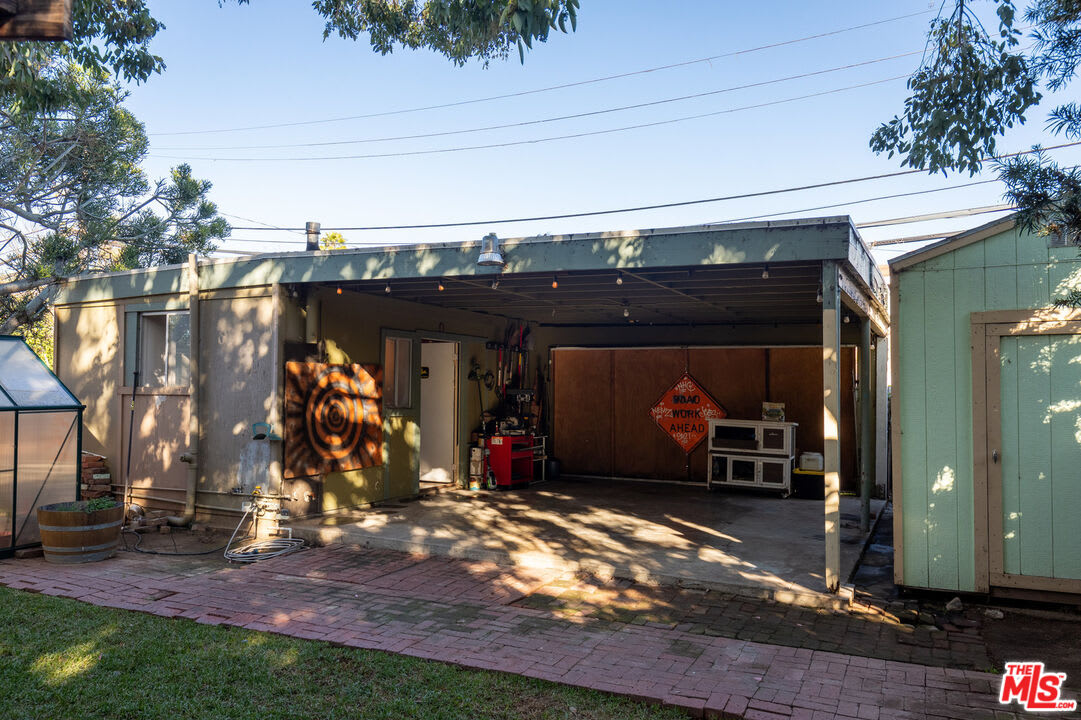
[553, 350, 613, 475]
[687, 348, 767, 482]
[554, 346, 858, 486]
[611, 349, 689, 481]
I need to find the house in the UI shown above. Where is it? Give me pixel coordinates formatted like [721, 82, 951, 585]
[890, 215, 1081, 601]
[52, 217, 888, 593]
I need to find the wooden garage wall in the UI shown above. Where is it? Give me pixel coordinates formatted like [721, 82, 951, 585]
[553, 347, 857, 487]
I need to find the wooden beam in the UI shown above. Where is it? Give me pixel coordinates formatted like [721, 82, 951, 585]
[0, 0, 72, 41]
[822, 260, 842, 593]
[838, 265, 888, 337]
[859, 317, 874, 532]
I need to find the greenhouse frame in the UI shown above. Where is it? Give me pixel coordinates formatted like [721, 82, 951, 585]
[0, 336, 84, 558]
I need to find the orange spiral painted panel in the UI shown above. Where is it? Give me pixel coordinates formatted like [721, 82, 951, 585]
[284, 362, 383, 479]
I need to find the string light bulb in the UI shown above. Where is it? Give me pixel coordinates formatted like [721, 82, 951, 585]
[551, 275, 559, 289]
[761, 265, 770, 279]
[616, 272, 623, 285]
[384, 283, 391, 294]
[491, 278, 500, 289]
[623, 307, 630, 318]
[816, 285, 823, 304]
[336, 286, 342, 295]
[437, 280, 445, 292]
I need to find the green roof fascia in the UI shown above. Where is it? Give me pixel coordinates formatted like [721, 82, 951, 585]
[56, 219, 857, 306]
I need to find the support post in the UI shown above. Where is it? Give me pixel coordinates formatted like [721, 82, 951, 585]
[822, 261, 842, 592]
[860, 317, 874, 532]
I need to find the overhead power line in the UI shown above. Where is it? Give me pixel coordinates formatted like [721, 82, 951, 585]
[159, 51, 921, 152]
[150, 9, 932, 138]
[154, 75, 908, 162]
[220, 139, 1081, 234]
[711, 178, 1001, 225]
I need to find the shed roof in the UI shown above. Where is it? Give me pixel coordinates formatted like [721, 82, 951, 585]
[888, 214, 1018, 273]
[55, 217, 887, 328]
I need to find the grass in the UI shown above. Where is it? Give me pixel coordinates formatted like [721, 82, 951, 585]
[0, 586, 684, 720]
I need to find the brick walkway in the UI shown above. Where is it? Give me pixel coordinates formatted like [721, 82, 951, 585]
[0, 544, 1074, 719]
[514, 578, 994, 671]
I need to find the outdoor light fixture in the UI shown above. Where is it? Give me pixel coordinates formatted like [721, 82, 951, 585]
[761, 266, 770, 279]
[384, 283, 391, 294]
[616, 272, 624, 285]
[551, 275, 559, 289]
[437, 280, 445, 292]
[477, 232, 505, 266]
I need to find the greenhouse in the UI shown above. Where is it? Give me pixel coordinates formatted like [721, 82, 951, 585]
[0, 336, 83, 558]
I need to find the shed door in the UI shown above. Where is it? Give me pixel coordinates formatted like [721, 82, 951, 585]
[981, 316, 1081, 593]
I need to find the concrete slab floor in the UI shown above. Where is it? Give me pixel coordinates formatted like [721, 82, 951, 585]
[291, 478, 885, 602]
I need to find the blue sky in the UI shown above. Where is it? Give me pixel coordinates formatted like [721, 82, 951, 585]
[122, 1, 1081, 263]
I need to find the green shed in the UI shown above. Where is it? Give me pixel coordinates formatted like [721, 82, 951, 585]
[891, 215, 1081, 601]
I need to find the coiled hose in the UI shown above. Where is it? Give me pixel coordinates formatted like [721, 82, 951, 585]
[223, 505, 305, 563]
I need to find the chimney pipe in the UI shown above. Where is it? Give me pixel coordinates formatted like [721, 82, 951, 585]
[305, 221, 321, 251]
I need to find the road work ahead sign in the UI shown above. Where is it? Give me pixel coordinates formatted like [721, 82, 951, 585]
[649, 373, 726, 453]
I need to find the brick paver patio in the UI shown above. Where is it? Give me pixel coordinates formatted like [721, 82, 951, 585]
[0, 544, 1074, 719]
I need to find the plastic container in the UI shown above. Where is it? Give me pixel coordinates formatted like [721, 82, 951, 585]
[799, 452, 824, 471]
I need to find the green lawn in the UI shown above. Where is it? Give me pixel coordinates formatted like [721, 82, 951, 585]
[0, 586, 684, 720]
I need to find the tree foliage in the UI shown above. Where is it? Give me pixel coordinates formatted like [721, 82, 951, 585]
[873, 0, 1081, 236]
[320, 231, 348, 250]
[0, 1, 227, 334]
[293, 0, 578, 64]
[0, 0, 163, 115]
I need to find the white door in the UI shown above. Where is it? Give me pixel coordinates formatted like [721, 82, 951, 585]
[420, 341, 457, 484]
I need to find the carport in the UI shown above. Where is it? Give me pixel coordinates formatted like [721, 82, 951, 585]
[295, 217, 889, 594]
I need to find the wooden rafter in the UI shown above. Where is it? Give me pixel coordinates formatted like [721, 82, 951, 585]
[0, 0, 72, 41]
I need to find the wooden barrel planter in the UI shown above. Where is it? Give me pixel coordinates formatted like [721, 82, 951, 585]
[36, 501, 124, 564]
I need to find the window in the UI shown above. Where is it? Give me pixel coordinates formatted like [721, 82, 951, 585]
[384, 336, 412, 408]
[139, 312, 190, 387]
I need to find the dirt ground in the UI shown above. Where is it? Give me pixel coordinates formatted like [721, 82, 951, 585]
[981, 609, 1081, 691]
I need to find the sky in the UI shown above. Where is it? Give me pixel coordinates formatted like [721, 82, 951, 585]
[121, 1, 1081, 265]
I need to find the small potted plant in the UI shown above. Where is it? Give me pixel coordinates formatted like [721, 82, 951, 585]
[36, 497, 124, 564]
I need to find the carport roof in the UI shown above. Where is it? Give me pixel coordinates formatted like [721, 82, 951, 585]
[57, 217, 887, 327]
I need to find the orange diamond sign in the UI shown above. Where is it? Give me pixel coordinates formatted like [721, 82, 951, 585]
[649, 373, 727, 453]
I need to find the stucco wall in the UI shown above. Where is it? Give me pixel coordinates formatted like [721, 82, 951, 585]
[54, 302, 122, 457]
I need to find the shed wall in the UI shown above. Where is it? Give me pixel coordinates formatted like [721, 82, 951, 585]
[896, 226, 1081, 591]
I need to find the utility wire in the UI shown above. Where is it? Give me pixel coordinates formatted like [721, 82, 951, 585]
[223, 180, 1002, 243]
[219, 211, 306, 235]
[158, 51, 921, 151]
[220, 139, 1081, 233]
[150, 10, 933, 137]
[154, 75, 907, 162]
[711, 178, 1001, 225]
